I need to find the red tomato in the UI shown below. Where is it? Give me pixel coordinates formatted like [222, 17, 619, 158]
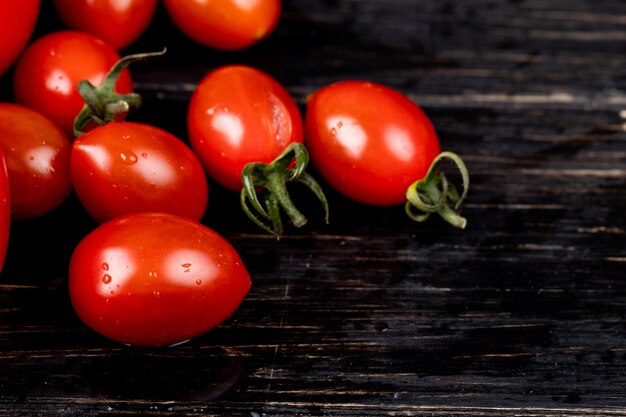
[163, 0, 281, 50]
[13, 30, 133, 137]
[305, 81, 470, 229]
[0, 149, 10, 273]
[305, 81, 441, 206]
[187, 65, 303, 191]
[69, 212, 251, 346]
[0, 0, 39, 77]
[71, 121, 208, 223]
[0, 103, 72, 219]
[53, 0, 158, 50]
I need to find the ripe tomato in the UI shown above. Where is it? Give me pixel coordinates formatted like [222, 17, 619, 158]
[53, 0, 158, 50]
[13, 30, 133, 137]
[187, 65, 302, 192]
[0, 0, 39, 77]
[187, 65, 327, 235]
[305, 81, 469, 228]
[69, 212, 251, 346]
[163, 0, 281, 50]
[71, 121, 208, 223]
[0, 149, 10, 273]
[0, 103, 72, 219]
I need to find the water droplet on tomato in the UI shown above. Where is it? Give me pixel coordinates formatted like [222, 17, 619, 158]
[141, 152, 148, 158]
[101, 274, 112, 284]
[101, 263, 109, 271]
[181, 263, 191, 273]
[153, 290, 160, 297]
[195, 279, 202, 286]
[120, 151, 138, 165]
[330, 127, 337, 136]
[337, 121, 343, 128]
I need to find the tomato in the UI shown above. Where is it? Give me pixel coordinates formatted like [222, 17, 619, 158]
[188, 65, 302, 192]
[0, 0, 39, 77]
[69, 212, 251, 346]
[0, 103, 72, 219]
[71, 121, 208, 223]
[0, 149, 10, 273]
[305, 81, 469, 228]
[187, 65, 327, 235]
[163, 0, 281, 50]
[13, 30, 133, 137]
[53, 0, 158, 50]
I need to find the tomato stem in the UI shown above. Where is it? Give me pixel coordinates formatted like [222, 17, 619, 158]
[240, 143, 330, 237]
[405, 151, 469, 229]
[73, 48, 167, 138]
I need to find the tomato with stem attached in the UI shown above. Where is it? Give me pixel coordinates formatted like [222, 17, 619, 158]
[53, 0, 158, 50]
[13, 30, 133, 138]
[0, 0, 39, 77]
[305, 80, 469, 228]
[69, 212, 251, 347]
[0, 103, 72, 219]
[162, 0, 281, 51]
[187, 64, 328, 236]
[71, 121, 208, 223]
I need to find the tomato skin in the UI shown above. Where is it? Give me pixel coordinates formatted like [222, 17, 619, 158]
[69, 212, 251, 346]
[0, 0, 39, 77]
[0, 104, 72, 219]
[163, 0, 281, 50]
[305, 81, 441, 206]
[53, 0, 158, 50]
[13, 30, 133, 138]
[71, 121, 209, 223]
[187, 65, 303, 191]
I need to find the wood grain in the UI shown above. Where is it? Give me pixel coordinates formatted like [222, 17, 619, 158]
[1, 0, 626, 415]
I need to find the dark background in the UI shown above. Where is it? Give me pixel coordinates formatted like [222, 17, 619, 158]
[1, 0, 626, 416]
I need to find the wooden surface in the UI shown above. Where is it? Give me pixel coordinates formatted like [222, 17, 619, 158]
[2, 0, 626, 415]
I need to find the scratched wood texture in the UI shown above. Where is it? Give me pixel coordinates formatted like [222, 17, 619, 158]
[1, 0, 626, 416]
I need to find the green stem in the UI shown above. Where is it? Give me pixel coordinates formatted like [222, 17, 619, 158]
[240, 143, 330, 237]
[405, 151, 470, 229]
[73, 48, 166, 138]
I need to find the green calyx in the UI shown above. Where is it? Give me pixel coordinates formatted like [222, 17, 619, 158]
[405, 151, 470, 229]
[240, 142, 330, 237]
[73, 48, 167, 138]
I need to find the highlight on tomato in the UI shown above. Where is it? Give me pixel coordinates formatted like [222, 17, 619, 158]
[53, 0, 158, 50]
[163, 0, 281, 51]
[0, 103, 72, 219]
[71, 121, 208, 223]
[0, 0, 39, 77]
[69, 212, 251, 347]
[187, 64, 328, 236]
[13, 30, 134, 138]
[304, 80, 470, 229]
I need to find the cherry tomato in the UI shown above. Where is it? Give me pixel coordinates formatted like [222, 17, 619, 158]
[0, 0, 39, 77]
[163, 0, 281, 50]
[69, 212, 251, 346]
[0, 103, 72, 219]
[13, 30, 133, 137]
[0, 149, 10, 273]
[305, 80, 441, 206]
[305, 80, 469, 229]
[71, 121, 208, 223]
[187, 65, 303, 192]
[53, 0, 158, 50]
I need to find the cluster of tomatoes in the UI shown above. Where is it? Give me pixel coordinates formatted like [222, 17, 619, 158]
[0, 0, 469, 347]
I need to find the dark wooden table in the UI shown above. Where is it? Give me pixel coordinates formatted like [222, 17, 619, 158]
[2, 1, 626, 416]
